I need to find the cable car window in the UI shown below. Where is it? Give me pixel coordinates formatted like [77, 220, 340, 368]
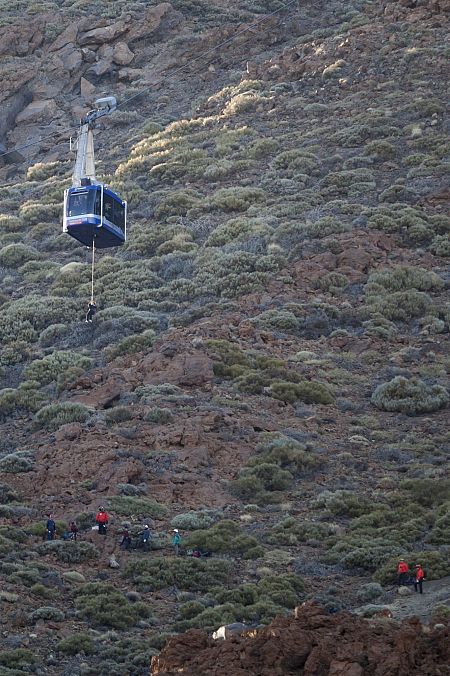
[67, 191, 91, 216]
[113, 200, 125, 231]
[103, 193, 114, 222]
[94, 189, 102, 216]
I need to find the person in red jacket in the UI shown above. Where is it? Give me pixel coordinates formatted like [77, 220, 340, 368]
[397, 559, 409, 586]
[95, 507, 109, 535]
[414, 564, 424, 594]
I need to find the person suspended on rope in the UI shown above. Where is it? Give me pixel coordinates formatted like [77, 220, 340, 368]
[85, 299, 97, 323]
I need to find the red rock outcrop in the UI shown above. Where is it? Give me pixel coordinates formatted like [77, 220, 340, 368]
[151, 602, 450, 676]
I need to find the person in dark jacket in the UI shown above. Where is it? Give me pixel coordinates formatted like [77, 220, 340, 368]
[120, 528, 132, 550]
[70, 521, 79, 540]
[46, 514, 56, 541]
[85, 300, 97, 323]
[141, 525, 151, 551]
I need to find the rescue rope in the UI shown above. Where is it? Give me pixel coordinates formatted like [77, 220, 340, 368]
[91, 239, 95, 303]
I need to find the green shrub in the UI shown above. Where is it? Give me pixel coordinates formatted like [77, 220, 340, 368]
[356, 582, 383, 603]
[171, 511, 220, 530]
[57, 633, 95, 655]
[34, 402, 92, 430]
[430, 234, 450, 257]
[427, 502, 450, 545]
[0, 243, 39, 267]
[107, 496, 167, 518]
[37, 541, 99, 564]
[207, 187, 265, 212]
[30, 583, 56, 599]
[251, 309, 299, 333]
[0, 648, 37, 669]
[326, 539, 403, 572]
[371, 377, 449, 414]
[19, 201, 60, 225]
[0, 214, 23, 232]
[366, 266, 443, 293]
[38, 323, 68, 348]
[270, 380, 334, 404]
[29, 606, 65, 622]
[144, 407, 173, 424]
[135, 383, 183, 402]
[313, 490, 373, 517]
[123, 556, 232, 591]
[184, 520, 264, 558]
[364, 140, 396, 160]
[0, 452, 34, 473]
[105, 406, 134, 424]
[206, 217, 270, 247]
[266, 517, 334, 545]
[0, 295, 78, 343]
[253, 435, 323, 473]
[0, 386, 46, 419]
[75, 583, 150, 629]
[366, 289, 433, 321]
[155, 189, 201, 219]
[104, 329, 155, 360]
[400, 479, 450, 508]
[0, 482, 19, 503]
[24, 351, 92, 385]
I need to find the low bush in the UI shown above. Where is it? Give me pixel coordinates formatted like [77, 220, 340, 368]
[355, 582, 384, 603]
[265, 517, 334, 545]
[24, 351, 92, 386]
[366, 266, 443, 293]
[107, 495, 167, 518]
[171, 510, 221, 530]
[0, 386, 47, 420]
[104, 329, 155, 360]
[57, 633, 96, 655]
[0, 243, 39, 267]
[0, 648, 38, 669]
[184, 520, 264, 559]
[34, 402, 92, 430]
[37, 541, 99, 564]
[207, 187, 265, 212]
[270, 380, 334, 405]
[123, 556, 232, 592]
[144, 407, 173, 424]
[0, 482, 19, 502]
[313, 490, 373, 518]
[371, 377, 449, 414]
[105, 406, 134, 424]
[75, 583, 150, 629]
[0, 451, 34, 473]
[29, 606, 65, 622]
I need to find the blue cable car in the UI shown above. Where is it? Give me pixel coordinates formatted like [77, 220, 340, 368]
[63, 182, 127, 249]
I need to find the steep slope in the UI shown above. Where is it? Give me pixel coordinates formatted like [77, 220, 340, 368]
[0, 0, 449, 674]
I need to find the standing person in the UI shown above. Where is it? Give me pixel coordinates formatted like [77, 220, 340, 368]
[46, 514, 56, 541]
[141, 525, 151, 552]
[95, 507, 109, 535]
[85, 300, 97, 323]
[172, 528, 181, 556]
[120, 527, 132, 551]
[414, 564, 425, 594]
[70, 521, 79, 541]
[397, 559, 409, 586]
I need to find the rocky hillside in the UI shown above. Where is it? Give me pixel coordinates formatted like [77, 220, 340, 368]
[0, 0, 449, 674]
